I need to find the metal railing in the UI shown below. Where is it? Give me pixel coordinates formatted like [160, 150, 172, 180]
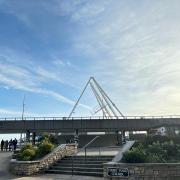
[0, 115, 180, 121]
[71, 136, 101, 175]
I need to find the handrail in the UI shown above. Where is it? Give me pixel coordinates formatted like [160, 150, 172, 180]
[73, 136, 100, 156]
[71, 136, 100, 176]
[83, 136, 100, 158]
[1, 115, 180, 121]
[82, 136, 100, 149]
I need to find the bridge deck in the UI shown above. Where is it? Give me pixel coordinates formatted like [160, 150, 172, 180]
[0, 116, 180, 133]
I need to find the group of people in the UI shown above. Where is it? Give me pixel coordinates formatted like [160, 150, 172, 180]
[1, 138, 17, 151]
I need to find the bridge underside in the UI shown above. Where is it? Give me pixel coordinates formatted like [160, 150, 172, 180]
[0, 118, 180, 133]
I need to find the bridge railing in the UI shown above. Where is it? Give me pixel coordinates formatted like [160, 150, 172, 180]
[0, 115, 180, 121]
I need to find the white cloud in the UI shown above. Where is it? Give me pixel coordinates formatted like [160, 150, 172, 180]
[53, 60, 66, 67]
[0, 107, 66, 118]
[1, 0, 180, 116]
[70, 0, 180, 115]
[0, 52, 92, 112]
[0, 108, 21, 116]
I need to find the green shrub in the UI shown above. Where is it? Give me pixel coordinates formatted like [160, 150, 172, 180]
[19, 148, 36, 161]
[147, 142, 167, 155]
[36, 139, 54, 158]
[20, 143, 34, 153]
[122, 147, 146, 163]
[161, 141, 177, 157]
[143, 135, 170, 147]
[146, 153, 167, 163]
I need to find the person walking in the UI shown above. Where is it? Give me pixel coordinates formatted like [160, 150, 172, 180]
[13, 138, 17, 151]
[14, 138, 17, 151]
[1, 139, 4, 151]
[5, 140, 8, 151]
[9, 139, 12, 151]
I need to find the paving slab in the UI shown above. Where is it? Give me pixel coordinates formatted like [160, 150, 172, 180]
[77, 146, 122, 156]
[13, 174, 103, 180]
[0, 152, 16, 179]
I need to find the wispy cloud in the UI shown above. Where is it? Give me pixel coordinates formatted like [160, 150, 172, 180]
[0, 107, 66, 117]
[0, 0, 180, 116]
[70, 0, 180, 115]
[0, 51, 92, 112]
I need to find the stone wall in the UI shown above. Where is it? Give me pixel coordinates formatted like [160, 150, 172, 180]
[104, 162, 180, 180]
[10, 144, 77, 176]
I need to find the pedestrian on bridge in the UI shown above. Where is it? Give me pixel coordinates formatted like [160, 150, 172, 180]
[1, 139, 4, 151]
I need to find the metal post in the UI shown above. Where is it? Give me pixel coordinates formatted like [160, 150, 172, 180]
[85, 147, 87, 160]
[72, 155, 74, 176]
[92, 77, 125, 118]
[68, 78, 92, 119]
[90, 82, 111, 117]
[74, 129, 79, 145]
[20, 95, 26, 148]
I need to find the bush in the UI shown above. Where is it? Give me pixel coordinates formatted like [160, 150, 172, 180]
[18, 137, 55, 161]
[20, 143, 34, 153]
[19, 148, 36, 161]
[122, 147, 146, 163]
[143, 135, 170, 147]
[122, 135, 180, 163]
[147, 142, 167, 156]
[146, 153, 167, 163]
[161, 141, 177, 157]
[36, 139, 54, 158]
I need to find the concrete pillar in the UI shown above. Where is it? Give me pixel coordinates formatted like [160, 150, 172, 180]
[121, 130, 126, 144]
[166, 127, 177, 136]
[26, 130, 30, 142]
[74, 129, 79, 144]
[32, 132, 36, 145]
[115, 130, 120, 145]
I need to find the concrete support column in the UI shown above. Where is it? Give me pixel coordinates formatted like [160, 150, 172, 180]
[121, 130, 126, 144]
[32, 132, 36, 145]
[74, 129, 79, 145]
[115, 130, 120, 145]
[26, 130, 30, 143]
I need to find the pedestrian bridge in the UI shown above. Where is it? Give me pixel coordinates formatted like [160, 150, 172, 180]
[0, 115, 180, 133]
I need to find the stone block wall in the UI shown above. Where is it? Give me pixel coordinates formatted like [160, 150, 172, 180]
[104, 162, 180, 180]
[10, 144, 77, 176]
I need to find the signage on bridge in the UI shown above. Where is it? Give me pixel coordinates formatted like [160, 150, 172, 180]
[107, 168, 129, 177]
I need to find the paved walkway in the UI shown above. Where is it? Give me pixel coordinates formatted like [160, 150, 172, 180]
[77, 146, 122, 156]
[14, 174, 103, 180]
[0, 151, 15, 180]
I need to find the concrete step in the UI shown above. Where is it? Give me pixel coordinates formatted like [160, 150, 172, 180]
[58, 160, 109, 164]
[46, 155, 113, 177]
[54, 163, 102, 168]
[51, 166, 103, 173]
[65, 156, 113, 161]
[67, 155, 114, 158]
[46, 169, 103, 177]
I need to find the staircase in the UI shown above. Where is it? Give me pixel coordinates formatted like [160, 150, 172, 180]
[46, 155, 113, 177]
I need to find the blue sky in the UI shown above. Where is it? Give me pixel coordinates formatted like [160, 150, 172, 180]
[0, 0, 180, 119]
